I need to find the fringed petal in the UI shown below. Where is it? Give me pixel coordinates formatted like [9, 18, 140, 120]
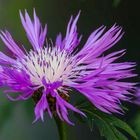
[20, 9, 47, 51]
[0, 31, 25, 58]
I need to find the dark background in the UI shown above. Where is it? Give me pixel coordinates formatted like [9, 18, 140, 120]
[0, 0, 140, 140]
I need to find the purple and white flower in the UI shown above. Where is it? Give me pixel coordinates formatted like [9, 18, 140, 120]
[0, 10, 136, 125]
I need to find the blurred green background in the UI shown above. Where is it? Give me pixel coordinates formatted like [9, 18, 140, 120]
[0, 0, 140, 140]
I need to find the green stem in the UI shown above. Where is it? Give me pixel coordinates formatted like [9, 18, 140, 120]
[54, 116, 67, 140]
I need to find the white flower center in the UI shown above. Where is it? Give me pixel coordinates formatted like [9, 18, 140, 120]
[16, 47, 75, 87]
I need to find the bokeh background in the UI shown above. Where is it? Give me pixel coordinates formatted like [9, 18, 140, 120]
[0, 0, 140, 140]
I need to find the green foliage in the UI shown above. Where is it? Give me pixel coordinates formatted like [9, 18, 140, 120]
[132, 111, 140, 139]
[24, 99, 35, 121]
[113, 0, 121, 7]
[0, 102, 14, 130]
[75, 101, 138, 140]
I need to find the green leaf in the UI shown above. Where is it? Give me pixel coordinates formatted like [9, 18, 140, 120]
[104, 115, 137, 139]
[74, 101, 138, 140]
[112, 127, 128, 140]
[95, 117, 118, 140]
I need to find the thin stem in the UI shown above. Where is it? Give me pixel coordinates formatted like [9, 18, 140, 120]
[54, 116, 67, 140]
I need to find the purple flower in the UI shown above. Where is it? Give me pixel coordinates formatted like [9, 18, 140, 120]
[0, 10, 136, 125]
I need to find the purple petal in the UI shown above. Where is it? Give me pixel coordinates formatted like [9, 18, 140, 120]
[20, 10, 47, 51]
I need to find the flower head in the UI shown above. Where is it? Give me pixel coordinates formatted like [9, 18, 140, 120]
[0, 10, 136, 125]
